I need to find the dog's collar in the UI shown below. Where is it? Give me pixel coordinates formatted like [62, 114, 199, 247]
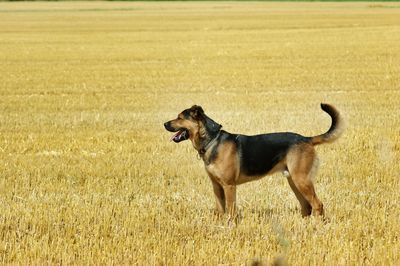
[198, 130, 221, 158]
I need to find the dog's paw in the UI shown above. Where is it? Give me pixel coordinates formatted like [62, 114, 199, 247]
[227, 214, 241, 227]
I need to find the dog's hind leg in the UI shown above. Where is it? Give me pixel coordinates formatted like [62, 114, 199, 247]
[287, 175, 312, 217]
[286, 144, 324, 216]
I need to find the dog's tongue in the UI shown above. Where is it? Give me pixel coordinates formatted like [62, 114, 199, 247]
[170, 130, 184, 141]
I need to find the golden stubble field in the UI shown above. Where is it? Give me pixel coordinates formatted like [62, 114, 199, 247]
[0, 1, 399, 265]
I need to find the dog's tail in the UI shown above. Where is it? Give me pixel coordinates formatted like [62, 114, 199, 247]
[310, 103, 345, 145]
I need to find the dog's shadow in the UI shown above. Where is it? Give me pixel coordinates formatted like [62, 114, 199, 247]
[207, 206, 315, 226]
[246, 207, 300, 220]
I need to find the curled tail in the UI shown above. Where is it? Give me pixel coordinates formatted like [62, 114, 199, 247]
[310, 103, 345, 145]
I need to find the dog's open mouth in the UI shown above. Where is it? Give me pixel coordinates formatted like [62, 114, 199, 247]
[170, 129, 189, 143]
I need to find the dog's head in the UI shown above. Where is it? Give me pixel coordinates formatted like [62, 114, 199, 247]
[164, 105, 221, 144]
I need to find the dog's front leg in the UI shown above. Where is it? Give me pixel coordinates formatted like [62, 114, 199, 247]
[210, 178, 225, 215]
[223, 184, 237, 224]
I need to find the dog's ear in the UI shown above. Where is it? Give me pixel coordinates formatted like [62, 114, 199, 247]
[189, 105, 204, 120]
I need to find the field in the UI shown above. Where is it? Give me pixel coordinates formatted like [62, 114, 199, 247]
[1, 1, 400, 265]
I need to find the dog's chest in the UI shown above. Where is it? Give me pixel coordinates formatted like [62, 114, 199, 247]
[203, 139, 239, 184]
[204, 158, 238, 185]
[205, 163, 224, 181]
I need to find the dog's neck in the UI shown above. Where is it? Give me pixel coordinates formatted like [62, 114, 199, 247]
[198, 130, 221, 156]
[197, 115, 222, 158]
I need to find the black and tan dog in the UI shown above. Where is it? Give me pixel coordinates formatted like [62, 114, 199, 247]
[164, 104, 344, 219]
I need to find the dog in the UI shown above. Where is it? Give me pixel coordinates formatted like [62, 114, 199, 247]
[164, 104, 344, 219]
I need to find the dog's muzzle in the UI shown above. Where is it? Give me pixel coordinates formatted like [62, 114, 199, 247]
[164, 122, 189, 143]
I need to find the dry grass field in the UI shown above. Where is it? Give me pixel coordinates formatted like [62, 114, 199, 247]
[1, 1, 400, 265]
